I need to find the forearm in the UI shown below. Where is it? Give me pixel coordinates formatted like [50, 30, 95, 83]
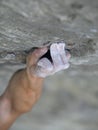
[0, 68, 44, 130]
[0, 92, 19, 130]
[0, 69, 28, 130]
[0, 47, 51, 130]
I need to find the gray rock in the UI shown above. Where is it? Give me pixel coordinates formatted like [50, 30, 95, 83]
[0, 0, 98, 65]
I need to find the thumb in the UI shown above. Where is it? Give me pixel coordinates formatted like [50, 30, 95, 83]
[26, 47, 48, 67]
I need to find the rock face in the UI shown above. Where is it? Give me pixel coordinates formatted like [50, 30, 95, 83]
[0, 0, 98, 65]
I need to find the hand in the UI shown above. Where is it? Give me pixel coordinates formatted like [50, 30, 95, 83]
[0, 47, 48, 130]
[0, 43, 70, 130]
[9, 47, 48, 114]
[33, 43, 71, 78]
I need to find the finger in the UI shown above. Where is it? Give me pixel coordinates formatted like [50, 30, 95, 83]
[50, 43, 63, 67]
[54, 63, 70, 74]
[26, 47, 48, 67]
[57, 43, 69, 64]
[31, 58, 53, 78]
[62, 63, 70, 69]
[37, 58, 53, 71]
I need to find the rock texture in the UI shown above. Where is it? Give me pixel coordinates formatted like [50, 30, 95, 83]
[0, 0, 98, 65]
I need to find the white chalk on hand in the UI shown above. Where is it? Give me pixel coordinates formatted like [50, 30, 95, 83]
[35, 42, 70, 78]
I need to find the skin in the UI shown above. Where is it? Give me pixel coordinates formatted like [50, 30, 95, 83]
[0, 47, 48, 130]
[0, 43, 70, 130]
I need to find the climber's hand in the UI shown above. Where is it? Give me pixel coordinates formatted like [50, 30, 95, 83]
[34, 43, 71, 78]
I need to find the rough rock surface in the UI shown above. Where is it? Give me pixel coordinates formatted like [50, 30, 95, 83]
[0, 0, 98, 65]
